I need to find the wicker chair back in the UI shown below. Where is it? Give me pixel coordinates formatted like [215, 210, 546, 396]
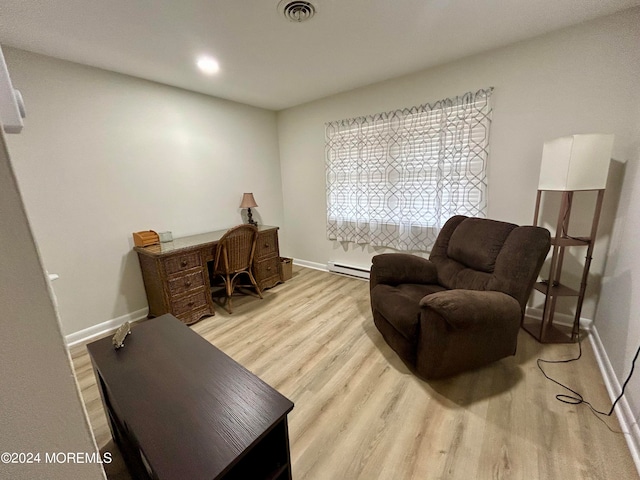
[215, 224, 258, 274]
[211, 224, 262, 313]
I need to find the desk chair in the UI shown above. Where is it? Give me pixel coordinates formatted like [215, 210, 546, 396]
[210, 224, 263, 313]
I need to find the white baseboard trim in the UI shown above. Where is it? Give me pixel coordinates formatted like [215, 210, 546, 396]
[65, 307, 148, 347]
[327, 261, 370, 280]
[292, 258, 328, 272]
[588, 324, 640, 476]
[524, 306, 594, 330]
[292, 258, 369, 281]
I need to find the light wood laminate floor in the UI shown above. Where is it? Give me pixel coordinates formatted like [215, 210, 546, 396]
[70, 265, 637, 480]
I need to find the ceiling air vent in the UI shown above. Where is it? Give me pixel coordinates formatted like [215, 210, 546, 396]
[278, 0, 316, 22]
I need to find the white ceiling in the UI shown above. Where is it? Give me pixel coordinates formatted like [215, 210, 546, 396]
[1, 0, 638, 110]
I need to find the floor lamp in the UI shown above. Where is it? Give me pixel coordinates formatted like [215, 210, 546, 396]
[523, 134, 614, 343]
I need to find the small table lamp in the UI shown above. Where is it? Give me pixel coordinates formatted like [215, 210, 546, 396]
[240, 193, 258, 226]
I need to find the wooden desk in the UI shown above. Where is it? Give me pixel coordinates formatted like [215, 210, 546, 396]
[87, 314, 294, 479]
[135, 225, 281, 324]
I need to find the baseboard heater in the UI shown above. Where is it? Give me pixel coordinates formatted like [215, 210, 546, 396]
[327, 261, 370, 280]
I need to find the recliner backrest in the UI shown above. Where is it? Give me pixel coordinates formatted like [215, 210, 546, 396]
[430, 215, 550, 312]
[447, 218, 517, 272]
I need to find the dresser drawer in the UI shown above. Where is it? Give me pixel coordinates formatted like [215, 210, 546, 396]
[255, 230, 278, 260]
[167, 270, 205, 296]
[177, 306, 212, 325]
[163, 252, 202, 275]
[171, 289, 209, 317]
[254, 256, 280, 287]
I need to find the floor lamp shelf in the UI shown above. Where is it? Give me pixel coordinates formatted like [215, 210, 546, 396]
[522, 188, 604, 344]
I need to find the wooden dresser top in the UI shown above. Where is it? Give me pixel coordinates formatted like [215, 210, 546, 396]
[134, 225, 278, 257]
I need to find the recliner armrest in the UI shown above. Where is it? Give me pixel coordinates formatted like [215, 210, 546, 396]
[419, 289, 521, 329]
[370, 253, 438, 288]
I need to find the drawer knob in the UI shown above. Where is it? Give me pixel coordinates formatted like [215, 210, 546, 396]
[187, 301, 194, 307]
[185, 281, 192, 287]
[264, 243, 270, 248]
[181, 260, 188, 267]
[267, 266, 271, 271]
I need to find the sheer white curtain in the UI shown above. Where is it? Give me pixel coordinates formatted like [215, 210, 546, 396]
[325, 88, 493, 251]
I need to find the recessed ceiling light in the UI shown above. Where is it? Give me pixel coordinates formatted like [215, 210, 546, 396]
[196, 56, 220, 75]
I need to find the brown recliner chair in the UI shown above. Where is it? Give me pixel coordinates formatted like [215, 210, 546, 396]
[370, 215, 550, 379]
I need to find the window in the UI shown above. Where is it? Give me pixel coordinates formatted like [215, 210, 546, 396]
[325, 88, 493, 251]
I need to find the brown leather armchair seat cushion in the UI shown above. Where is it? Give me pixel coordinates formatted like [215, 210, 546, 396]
[370, 215, 550, 379]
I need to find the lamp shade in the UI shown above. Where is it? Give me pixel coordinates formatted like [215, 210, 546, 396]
[538, 134, 614, 191]
[240, 193, 258, 208]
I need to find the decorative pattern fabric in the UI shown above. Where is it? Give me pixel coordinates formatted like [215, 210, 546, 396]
[325, 88, 493, 251]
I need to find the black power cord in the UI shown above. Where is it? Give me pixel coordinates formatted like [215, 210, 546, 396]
[538, 194, 639, 414]
[537, 333, 640, 417]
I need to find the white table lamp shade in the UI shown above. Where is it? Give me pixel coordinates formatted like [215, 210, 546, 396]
[538, 134, 614, 191]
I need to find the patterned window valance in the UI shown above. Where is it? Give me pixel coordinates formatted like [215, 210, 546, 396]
[325, 88, 493, 251]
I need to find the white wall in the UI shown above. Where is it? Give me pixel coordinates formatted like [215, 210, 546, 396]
[5, 47, 283, 336]
[277, 8, 640, 321]
[594, 120, 640, 457]
[0, 129, 104, 478]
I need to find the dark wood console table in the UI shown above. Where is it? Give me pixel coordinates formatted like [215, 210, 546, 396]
[135, 225, 281, 324]
[87, 314, 294, 480]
